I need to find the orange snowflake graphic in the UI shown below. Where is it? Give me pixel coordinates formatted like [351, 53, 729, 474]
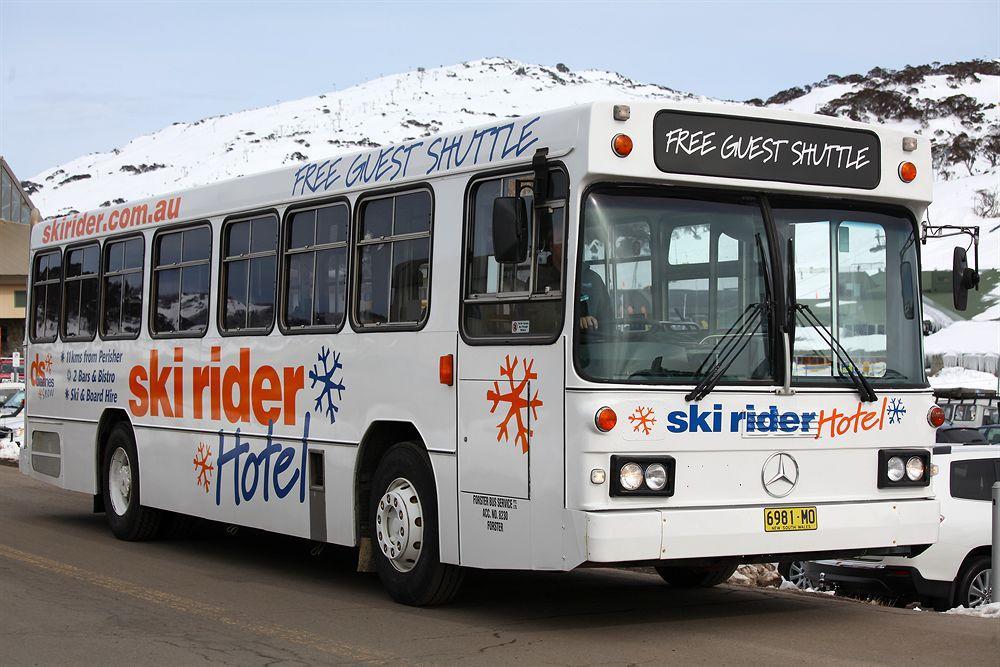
[487, 355, 543, 454]
[628, 406, 657, 435]
[193, 442, 215, 493]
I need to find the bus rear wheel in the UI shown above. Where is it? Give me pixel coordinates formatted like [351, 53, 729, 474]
[655, 561, 738, 588]
[370, 442, 463, 606]
[102, 423, 162, 541]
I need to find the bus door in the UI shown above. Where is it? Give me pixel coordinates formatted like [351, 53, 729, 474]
[456, 168, 567, 568]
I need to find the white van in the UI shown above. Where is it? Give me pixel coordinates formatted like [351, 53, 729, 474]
[806, 445, 997, 609]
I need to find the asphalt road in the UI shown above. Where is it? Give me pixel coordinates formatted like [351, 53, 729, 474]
[1, 463, 996, 665]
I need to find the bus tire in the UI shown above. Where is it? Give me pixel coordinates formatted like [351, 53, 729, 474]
[655, 561, 738, 588]
[102, 423, 162, 541]
[370, 442, 463, 606]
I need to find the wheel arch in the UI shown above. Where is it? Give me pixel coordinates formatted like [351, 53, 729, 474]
[94, 408, 134, 501]
[354, 421, 427, 542]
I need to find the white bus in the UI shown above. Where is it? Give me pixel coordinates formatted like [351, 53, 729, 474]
[21, 102, 968, 605]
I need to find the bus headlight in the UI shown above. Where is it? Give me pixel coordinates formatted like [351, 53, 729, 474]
[644, 463, 668, 491]
[887, 456, 905, 482]
[610, 456, 676, 497]
[905, 456, 925, 481]
[878, 449, 930, 488]
[619, 462, 644, 491]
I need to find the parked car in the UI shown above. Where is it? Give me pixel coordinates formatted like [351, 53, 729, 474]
[0, 387, 25, 450]
[937, 422, 989, 445]
[979, 424, 1000, 445]
[0, 381, 22, 406]
[0, 357, 24, 382]
[804, 445, 998, 609]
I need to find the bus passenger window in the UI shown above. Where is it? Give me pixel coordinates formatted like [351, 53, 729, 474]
[152, 225, 211, 335]
[222, 214, 277, 333]
[30, 250, 62, 343]
[355, 190, 431, 328]
[461, 169, 567, 342]
[283, 203, 349, 330]
[102, 236, 144, 339]
[63, 242, 100, 340]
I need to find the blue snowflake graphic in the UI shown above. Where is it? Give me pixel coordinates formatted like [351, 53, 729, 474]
[887, 398, 906, 425]
[309, 346, 346, 424]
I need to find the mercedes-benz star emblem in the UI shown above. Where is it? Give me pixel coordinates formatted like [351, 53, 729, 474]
[761, 453, 799, 498]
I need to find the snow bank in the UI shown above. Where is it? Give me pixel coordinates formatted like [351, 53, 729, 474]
[973, 302, 1000, 322]
[0, 441, 19, 462]
[925, 320, 1000, 356]
[929, 366, 1000, 391]
[944, 602, 1000, 619]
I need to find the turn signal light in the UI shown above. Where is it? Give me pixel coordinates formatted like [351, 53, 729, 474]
[439, 354, 454, 386]
[927, 405, 945, 428]
[595, 406, 618, 432]
[612, 133, 633, 157]
[898, 161, 917, 183]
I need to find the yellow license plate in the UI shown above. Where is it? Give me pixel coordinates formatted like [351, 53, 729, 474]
[764, 506, 817, 532]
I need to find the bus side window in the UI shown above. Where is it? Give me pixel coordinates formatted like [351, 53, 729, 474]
[283, 203, 349, 331]
[62, 242, 100, 341]
[354, 190, 432, 328]
[221, 214, 278, 333]
[461, 168, 567, 342]
[30, 250, 62, 343]
[101, 236, 144, 339]
[152, 225, 212, 336]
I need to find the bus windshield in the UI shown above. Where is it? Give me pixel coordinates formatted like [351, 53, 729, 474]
[574, 188, 925, 388]
[575, 189, 774, 384]
[771, 199, 924, 387]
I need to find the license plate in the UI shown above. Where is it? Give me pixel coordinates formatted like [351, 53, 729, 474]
[764, 506, 817, 532]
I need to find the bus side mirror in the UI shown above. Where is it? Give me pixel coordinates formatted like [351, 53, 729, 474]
[952, 246, 980, 311]
[493, 196, 529, 264]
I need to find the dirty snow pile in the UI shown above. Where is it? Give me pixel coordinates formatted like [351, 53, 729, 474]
[728, 563, 782, 587]
[944, 602, 1000, 618]
[0, 442, 20, 462]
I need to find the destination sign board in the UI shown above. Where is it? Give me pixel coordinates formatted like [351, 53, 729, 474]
[652, 110, 881, 189]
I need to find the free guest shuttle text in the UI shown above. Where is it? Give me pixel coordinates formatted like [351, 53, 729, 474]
[662, 127, 873, 171]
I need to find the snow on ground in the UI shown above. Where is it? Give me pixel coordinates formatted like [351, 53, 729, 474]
[0, 442, 20, 462]
[924, 320, 1000, 355]
[928, 366, 1000, 391]
[973, 301, 1000, 321]
[944, 602, 1000, 619]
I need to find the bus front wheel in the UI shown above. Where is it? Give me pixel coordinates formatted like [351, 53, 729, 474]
[102, 423, 162, 541]
[369, 442, 463, 606]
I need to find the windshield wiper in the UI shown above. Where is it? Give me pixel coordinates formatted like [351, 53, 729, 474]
[685, 301, 768, 402]
[793, 303, 878, 403]
[685, 233, 775, 403]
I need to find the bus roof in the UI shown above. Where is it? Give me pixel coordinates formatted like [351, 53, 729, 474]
[31, 101, 932, 250]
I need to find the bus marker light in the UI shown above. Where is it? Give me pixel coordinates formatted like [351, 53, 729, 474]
[590, 469, 606, 484]
[902, 137, 918, 152]
[898, 161, 917, 182]
[613, 104, 630, 121]
[595, 406, 617, 432]
[439, 354, 454, 386]
[927, 405, 945, 427]
[612, 133, 633, 157]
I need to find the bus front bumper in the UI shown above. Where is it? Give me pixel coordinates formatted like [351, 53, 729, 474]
[581, 499, 938, 565]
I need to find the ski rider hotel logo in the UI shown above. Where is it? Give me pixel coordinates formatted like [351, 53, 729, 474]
[127, 345, 347, 507]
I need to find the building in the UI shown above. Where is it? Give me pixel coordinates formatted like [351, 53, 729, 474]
[0, 156, 37, 357]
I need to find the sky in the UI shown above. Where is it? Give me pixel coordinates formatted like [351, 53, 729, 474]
[1, 0, 998, 178]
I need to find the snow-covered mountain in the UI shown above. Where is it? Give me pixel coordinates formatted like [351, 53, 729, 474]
[20, 57, 1000, 278]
